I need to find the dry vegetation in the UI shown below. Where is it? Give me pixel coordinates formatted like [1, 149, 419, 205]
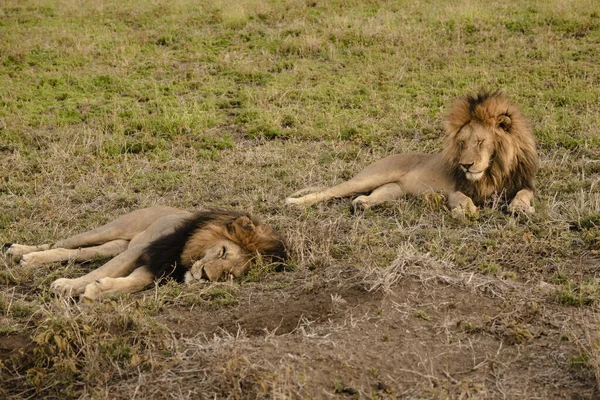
[1, 0, 600, 398]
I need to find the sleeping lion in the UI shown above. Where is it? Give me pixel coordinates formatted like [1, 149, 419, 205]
[286, 90, 539, 216]
[6, 207, 287, 301]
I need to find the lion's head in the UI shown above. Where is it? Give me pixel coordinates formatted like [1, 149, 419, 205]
[441, 90, 538, 205]
[142, 209, 288, 283]
[184, 240, 252, 283]
[180, 210, 288, 282]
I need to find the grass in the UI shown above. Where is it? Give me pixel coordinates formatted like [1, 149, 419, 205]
[1, 0, 600, 397]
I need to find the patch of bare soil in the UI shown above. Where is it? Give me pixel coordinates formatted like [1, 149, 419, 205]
[126, 264, 598, 399]
[0, 331, 32, 358]
[0, 328, 34, 391]
[160, 279, 379, 338]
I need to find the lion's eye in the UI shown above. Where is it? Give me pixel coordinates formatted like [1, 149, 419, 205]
[458, 141, 464, 148]
[219, 247, 227, 258]
[477, 139, 484, 146]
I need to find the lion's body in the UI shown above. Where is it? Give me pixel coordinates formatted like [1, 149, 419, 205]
[286, 91, 538, 215]
[6, 207, 287, 300]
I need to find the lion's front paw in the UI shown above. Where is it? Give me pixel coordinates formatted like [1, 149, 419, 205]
[51, 278, 79, 296]
[20, 252, 45, 267]
[508, 199, 535, 214]
[80, 281, 102, 302]
[351, 196, 371, 212]
[451, 199, 478, 219]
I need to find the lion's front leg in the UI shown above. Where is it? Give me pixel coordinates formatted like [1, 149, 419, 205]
[50, 244, 145, 296]
[447, 191, 478, 218]
[508, 189, 535, 214]
[81, 267, 155, 301]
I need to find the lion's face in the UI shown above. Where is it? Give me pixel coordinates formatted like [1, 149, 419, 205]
[184, 240, 250, 283]
[454, 122, 496, 181]
[441, 90, 538, 205]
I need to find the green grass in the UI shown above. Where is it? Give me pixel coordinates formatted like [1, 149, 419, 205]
[1, 0, 600, 398]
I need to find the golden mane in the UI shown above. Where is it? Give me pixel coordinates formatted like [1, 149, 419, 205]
[179, 210, 288, 266]
[442, 90, 539, 205]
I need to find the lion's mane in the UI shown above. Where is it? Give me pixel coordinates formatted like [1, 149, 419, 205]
[442, 90, 538, 205]
[140, 210, 288, 282]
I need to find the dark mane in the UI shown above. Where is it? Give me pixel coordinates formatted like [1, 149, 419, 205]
[260, 235, 288, 263]
[139, 209, 250, 282]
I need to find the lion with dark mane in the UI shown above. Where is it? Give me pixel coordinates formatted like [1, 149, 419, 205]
[6, 207, 287, 300]
[286, 90, 538, 216]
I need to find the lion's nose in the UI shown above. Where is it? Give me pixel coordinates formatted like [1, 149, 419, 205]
[192, 265, 210, 281]
[200, 267, 210, 280]
[461, 162, 474, 171]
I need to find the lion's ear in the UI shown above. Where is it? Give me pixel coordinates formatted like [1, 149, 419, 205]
[234, 216, 255, 232]
[498, 114, 512, 132]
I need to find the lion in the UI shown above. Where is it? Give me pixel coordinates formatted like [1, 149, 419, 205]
[5, 206, 287, 301]
[286, 90, 538, 216]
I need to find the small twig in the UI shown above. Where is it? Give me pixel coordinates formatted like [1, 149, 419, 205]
[442, 370, 458, 384]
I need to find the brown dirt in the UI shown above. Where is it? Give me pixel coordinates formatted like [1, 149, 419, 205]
[161, 285, 378, 338]
[127, 264, 599, 399]
[0, 328, 34, 393]
[0, 331, 32, 357]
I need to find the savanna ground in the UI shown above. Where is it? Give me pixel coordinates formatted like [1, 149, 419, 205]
[0, 0, 599, 398]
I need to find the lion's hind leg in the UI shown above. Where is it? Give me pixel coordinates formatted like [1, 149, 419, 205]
[286, 177, 383, 207]
[352, 183, 405, 211]
[53, 222, 132, 249]
[81, 266, 155, 301]
[21, 239, 129, 267]
[5, 243, 52, 257]
[53, 207, 186, 250]
[287, 186, 325, 198]
[286, 155, 407, 207]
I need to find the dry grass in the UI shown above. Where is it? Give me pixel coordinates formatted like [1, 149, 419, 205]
[1, 0, 600, 397]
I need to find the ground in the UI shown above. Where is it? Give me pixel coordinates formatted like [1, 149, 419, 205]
[1, 0, 600, 398]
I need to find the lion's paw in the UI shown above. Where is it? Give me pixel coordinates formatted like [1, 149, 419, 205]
[451, 201, 478, 220]
[20, 252, 45, 267]
[508, 200, 535, 214]
[351, 196, 371, 212]
[6, 243, 48, 258]
[80, 282, 102, 302]
[451, 207, 466, 219]
[184, 271, 208, 284]
[4, 243, 22, 257]
[50, 278, 79, 296]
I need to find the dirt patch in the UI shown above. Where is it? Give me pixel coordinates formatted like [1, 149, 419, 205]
[0, 332, 32, 356]
[160, 279, 381, 337]
[143, 267, 598, 399]
[0, 331, 34, 391]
